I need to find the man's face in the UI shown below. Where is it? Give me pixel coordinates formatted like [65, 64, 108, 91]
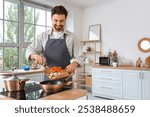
[51, 14, 66, 32]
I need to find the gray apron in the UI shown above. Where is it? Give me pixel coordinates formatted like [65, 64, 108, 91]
[44, 34, 71, 80]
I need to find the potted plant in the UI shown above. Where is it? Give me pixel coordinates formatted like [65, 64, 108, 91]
[112, 50, 118, 67]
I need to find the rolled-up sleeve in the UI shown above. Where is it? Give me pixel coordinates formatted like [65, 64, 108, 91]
[72, 35, 85, 66]
[26, 33, 44, 60]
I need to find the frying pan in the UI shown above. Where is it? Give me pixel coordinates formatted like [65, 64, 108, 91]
[40, 73, 77, 92]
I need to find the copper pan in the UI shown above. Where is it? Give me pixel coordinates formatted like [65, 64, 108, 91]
[4, 78, 30, 92]
[40, 74, 78, 92]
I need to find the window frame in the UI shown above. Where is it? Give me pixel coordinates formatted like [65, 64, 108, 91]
[0, 0, 52, 70]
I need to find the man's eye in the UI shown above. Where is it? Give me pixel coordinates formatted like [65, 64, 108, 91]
[60, 20, 64, 23]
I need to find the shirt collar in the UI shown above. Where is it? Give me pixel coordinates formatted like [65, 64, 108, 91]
[48, 27, 69, 36]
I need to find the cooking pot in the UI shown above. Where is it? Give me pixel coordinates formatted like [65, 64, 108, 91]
[4, 76, 30, 92]
[40, 74, 78, 92]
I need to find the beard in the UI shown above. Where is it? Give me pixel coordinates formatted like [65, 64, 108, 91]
[53, 24, 64, 32]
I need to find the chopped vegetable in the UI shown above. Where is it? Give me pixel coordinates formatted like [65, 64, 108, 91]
[45, 66, 69, 80]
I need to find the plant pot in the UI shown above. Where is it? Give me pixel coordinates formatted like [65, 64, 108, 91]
[112, 62, 117, 67]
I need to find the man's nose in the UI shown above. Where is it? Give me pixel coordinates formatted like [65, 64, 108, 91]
[56, 21, 61, 26]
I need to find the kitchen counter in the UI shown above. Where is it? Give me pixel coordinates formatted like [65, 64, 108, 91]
[38, 88, 88, 100]
[94, 65, 150, 71]
[0, 88, 88, 100]
[0, 68, 44, 77]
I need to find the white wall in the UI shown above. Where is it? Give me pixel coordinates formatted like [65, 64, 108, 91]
[82, 0, 150, 66]
[30, 0, 83, 41]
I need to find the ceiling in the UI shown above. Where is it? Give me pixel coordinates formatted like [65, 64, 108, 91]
[44, 0, 105, 8]
[62, 0, 103, 8]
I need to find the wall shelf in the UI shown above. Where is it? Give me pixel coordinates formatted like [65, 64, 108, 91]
[77, 40, 102, 90]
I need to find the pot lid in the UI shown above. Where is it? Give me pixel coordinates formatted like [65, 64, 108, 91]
[4, 76, 25, 80]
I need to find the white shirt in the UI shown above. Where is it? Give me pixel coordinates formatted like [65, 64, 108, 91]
[26, 28, 84, 66]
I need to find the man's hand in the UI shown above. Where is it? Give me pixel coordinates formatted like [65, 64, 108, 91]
[30, 54, 46, 66]
[65, 61, 79, 73]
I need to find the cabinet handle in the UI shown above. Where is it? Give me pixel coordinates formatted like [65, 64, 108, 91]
[141, 72, 144, 79]
[101, 71, 112, 73]
[100, 86, 112, 89]
[139, 72, 141, 79]
[139, 72, 144, 79]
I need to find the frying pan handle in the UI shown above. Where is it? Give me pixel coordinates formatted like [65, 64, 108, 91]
[64, 72, 74, 83]
[64, 79, 80, 86]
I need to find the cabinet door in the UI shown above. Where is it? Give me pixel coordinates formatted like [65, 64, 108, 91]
[142, 71, 150, 99]
[123, 70, 142, 99]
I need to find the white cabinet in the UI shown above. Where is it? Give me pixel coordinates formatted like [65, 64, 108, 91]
[92, 68, 123, 99]
[123, 70, 142, 99]
[123, 70, 150, 100]
[142, 71, 150, 99]
[92, 67, 150, 100]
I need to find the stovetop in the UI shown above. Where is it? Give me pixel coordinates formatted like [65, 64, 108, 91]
[0, 81, 72, 100]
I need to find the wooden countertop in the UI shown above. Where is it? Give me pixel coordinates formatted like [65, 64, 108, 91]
[93, 65, 150, 71]
[0, 68, 44, 77]
[0, 88, 88, 100]
[39, 88, 88, 100]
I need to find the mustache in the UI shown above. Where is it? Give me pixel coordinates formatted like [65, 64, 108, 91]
[54, 24, 63, 28]
[54, 24, 64, 31]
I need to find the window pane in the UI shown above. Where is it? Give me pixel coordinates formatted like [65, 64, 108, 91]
[24, 6, 34, 24]
[0, 0, 3, 19]
[47, 11, 52, 27]
[4, 21, 18, 43]
[35, 26, 45, 38]
[3, 47, 18, 70]
[4, 1, 18, 21]
[0, 47, 3, 70]
[22, 48, 32, 66]
[46, 26, 51, 31]
[0, 20, 3, 42]
[24, 24, 34, 42]
[35, 8, 45, 25]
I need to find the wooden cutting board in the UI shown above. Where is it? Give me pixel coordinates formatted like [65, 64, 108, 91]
[145, 56, 150, 68]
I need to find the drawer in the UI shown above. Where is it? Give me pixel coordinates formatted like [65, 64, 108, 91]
[92, 68, 122, 83]
[92, 83, 122, 98]
[92, 75, 122, 83]
[92, 69, 122, 78]
[92, 81, 122, 87]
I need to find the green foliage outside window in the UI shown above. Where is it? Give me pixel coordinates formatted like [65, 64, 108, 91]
[3, 3, 39, 70]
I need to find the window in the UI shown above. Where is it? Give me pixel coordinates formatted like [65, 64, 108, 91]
[0, 0, 52, 70]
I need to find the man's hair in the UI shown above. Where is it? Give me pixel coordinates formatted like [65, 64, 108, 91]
[51, 5, 68, 18]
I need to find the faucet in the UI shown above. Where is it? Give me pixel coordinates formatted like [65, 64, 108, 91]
[11, 66, 16, 71]
[11, 66, 17, 78]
